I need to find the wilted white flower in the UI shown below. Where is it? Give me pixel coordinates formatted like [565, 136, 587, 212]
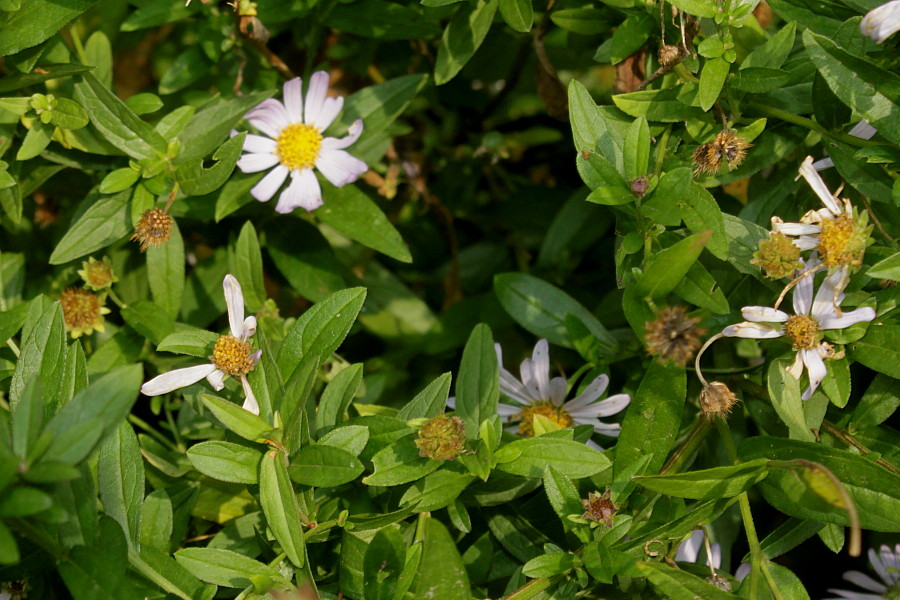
[826, 544, 900, 600]
[141, 275, 262, 414]
[491, 339, 630, 444]
[771, 156, 872, 294]
[722, 258, 875, 400]
[860, 0, 900, 43]
[813, 121, 878, 171]
[236, 71, 367, 213]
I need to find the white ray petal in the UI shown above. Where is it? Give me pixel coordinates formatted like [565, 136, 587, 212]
[315, 149, 368, 187]
[530, 340, 551, 404]
[314, 96, 344, 131]
[722, 322, 783, 339]
[240, 375, 260, 415]
[774, 221, 820, 236]
[676, 531, 703, 563]
[303, 71, 331, 127]
[276, 168, 323, 213]
[321, 119, 364, 151]
[564, 374, 609, 411]
[801, 348, 827, 400]
[141, 363, 217, 396]
[818, 307, 876, 331]
[242, 316, 258, 340]
[206, 369, 226, 391]
[251, 165, 289, 202]
[548, 377, 567, 406]
[283, 77, 304, 123]
[842, 572, 887, 593]
[223, 274, 245, 338]
[741, 306, 790, 323]
[237, 152, 279, 173]
[798, 156, 842, 214]
[242, 134, 277, 154]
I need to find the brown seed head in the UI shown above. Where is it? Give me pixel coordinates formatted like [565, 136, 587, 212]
[751, 231, 803, 280]
[581, 490, 616, 527]
[693, 130, 750, 176]
[60, 288, 109, 338]
[658, 44, 683, 69]
[132, 208, 173, 252]
[644, 306, 707, 367]
[699, 381, 740, 420]
[706, 574, 733, 592]
[415, 414, 467, 460]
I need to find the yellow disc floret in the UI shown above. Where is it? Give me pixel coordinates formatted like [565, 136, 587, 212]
[515, 401, 573, 437]
[211, 335, 254, 376]
[277, 123, 323, 170]
[818, 212, 870, 269]
[60, 288, 110, 338]
[784, 315, 819, 350]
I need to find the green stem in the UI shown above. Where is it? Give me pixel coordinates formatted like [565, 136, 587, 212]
[128, 414, 179, 452]
[164, 402, 185, 453]
[654, 125, 672, 177]
[107, 288, 127, 309]
[9, 519, 65, 557]
[748, 102, 881, 148]
[673, 63, 700, 84]
[6, 339, 20, 358]
[821, 421, 900, 476]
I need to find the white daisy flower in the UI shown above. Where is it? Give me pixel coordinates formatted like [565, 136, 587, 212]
[722, 258, 876, 400]
[493, 339, 631, 444]
[826, 544, 900, 600]
[861, 0, 900, 43]
[771, 156, 872, 293]
[236, 71, 368, 214]
[812, 121, 878, 171]
[141, 274, 262, 415]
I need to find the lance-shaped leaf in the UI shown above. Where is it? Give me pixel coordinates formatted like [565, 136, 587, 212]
[260, 448, 306, 567]
[175, 132, 246, 196]
[634, 459, 769, 499]
[454, 323, 499, 438]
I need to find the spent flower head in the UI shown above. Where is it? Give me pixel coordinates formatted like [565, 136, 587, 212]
[692, 130, 750, 176]
[698, 381, 740, 420]
[415, 414, 466, 461]
[236, 71, 367, 213]
[581, 490, 616, 527]
[132, 207, 173, 252]
[78, 256, 117, 291]
[141, 275, 262, 414]
[644, 305, 706, 367]
[722, 258, 875, 400]
[60, 288, 110, 339]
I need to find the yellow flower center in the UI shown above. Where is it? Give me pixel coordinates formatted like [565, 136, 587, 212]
[784, 315, 820, 350]
[818, 213, 867, 268]
[277, 123, 322, 170]
[515, 401, 573, 437]
[211, 335, 254, 376]
[60, 288, 107, 338]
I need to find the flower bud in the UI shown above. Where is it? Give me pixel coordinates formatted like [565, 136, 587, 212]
[78, 256, 118, 291]
[415, 414, 466, 461]
[581, 490, 616, 527]
[751, 231, 803, 280]
[60, 288, 110, 339]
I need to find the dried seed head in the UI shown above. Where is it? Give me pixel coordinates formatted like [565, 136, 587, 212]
[581, 490, 616, 527]
[78, 256, 118, 291]
[60, 288, 110, 339]
[692, 130, 750, 176]
[2, 579, 29, 600]
[415, 414, 466, 461]
[132, 208, 173, 252]
[658, 44, 683, 69]
[699, 381, 740, 420]
[706, 574, 732, 592]
[644, 306, 707, 367]
[751, 231, 803, 280]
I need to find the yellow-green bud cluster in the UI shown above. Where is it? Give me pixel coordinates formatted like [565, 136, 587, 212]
[751, 232, 803, 279]
[415, 414, 466, 461]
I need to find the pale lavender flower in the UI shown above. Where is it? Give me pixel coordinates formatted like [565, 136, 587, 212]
[861, 0, 900, 43]
[677, 530, 722, 569]
[826, 544, 900, 600]
[722, 258, 876, 400]
[141, 275, 261, 414]
[236, 71, 367, 213]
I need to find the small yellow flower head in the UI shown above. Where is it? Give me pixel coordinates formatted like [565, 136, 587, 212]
[692, 130, 750, 176]
[211, 335, 255, 376]
[60, 288, 110, 338]
[751, 231, 803, 279]
[515, 401, 573, 437]
[644, 306, 707, 367]
[77, 256, 118, 291]
[132, 208, 173, 252]
[415, 414, 466, 461]
[784, 314, 820, 350]
[699, 381, 740, 420]
[658, 44, 683, 69]
[817, 209, 872, 271]
[581, 490, 616, 527]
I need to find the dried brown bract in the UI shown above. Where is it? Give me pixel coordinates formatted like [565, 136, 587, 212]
[644, 306, 706, 367]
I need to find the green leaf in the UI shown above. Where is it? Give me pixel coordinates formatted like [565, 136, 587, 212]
[494, 437, 611, 479]
[494, 273, 618, 355]
[767, 355, 813, 442]
[550, 8, 614, 34]
[174, 547, 284, 588]
[98, 422, 144, 551]
[336, 74, 429, 137]
[99, 168, 140, 194]
[522, 553, 580, 578]
[868, 251, 900, 282]
[267, 220, 345, 301]
[187, 441, 262, 484]
[176, 90, 273, 163]
[802, 30, 900, 146]
[363, 434, 441, 486]
[0, 522, 19, 565]
[634, 230, 712, 298]
[318, 425, 369, 456]
[175, 132, 246, 197]
[0, 63, 92, 94]
[634, 459, 769, 499]
[16, 120, 54, 161]
[498, 0, 532, 32]
[49, 189, 132, 264]
[624, 117, 650, 180]
[131, 547, 211, 600]
[316, 363, 363, 434]
[434, 0, 498, 85]
[73, 72, 167, 160]
[667, 0, 716, 17]
[10, 299, 65, 412]
[673, 262, 730, 314]
[397, 372, 452, 421]
[699, 57, 730, 111]
[609, 13, 654, 65]
[147, 218, 184, 320]
[655, 167, 728, 259]
[455, 323, 499, 438]
[723, 214, 769, 275]
[0, 0, 96, 55]
[288, 444, 364, 487]
[125, 93, 164, 116]
[850, 324, 900, 380]
[851, 374, 899, 430]
[259, 448, 306, 567]
[230, 222, 267, 312]
[639, 562, 738, 600]
[613, 87, 705, 122]
[325, 1, 440, 40]
[543, 466, 584, 528]
[414, 519, 471, 600]
[739, 437, 900, 532]
[200, 393, 275, 443]
[140, 490, 173, 551]
[120, 300, 175, 345]
[157, 327, 219, 357]
[616, 362, 686, 477]
[317, 184, 411, 263]
[730, 67, 793, 93]
[121, 0, 194, 31]
[49, 97, 89, 130]
[0, 302, 28, 347]
[363, 527, 406, 600]
[159, 46, 207, 95]
[277, 287, 367, 379]
[400, 468, 476, 511]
